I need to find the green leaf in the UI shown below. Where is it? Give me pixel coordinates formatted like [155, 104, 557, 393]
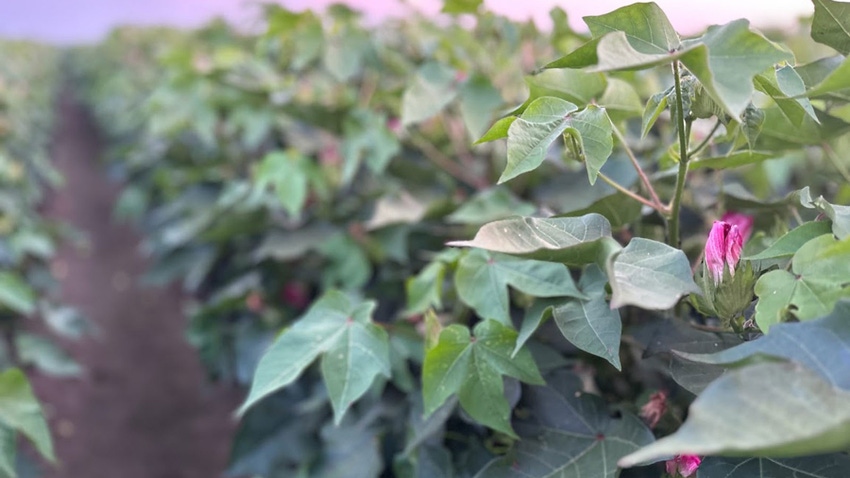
[448, 214, 619, 266]
[678, 21, 793, 121]
[516, 265, 622, 369]
[811, 0, 850, 55]
[475, 373, 654, 477]
[446, 187, 536, 226]
[557, 192, 642, 229]
[322, 31, 368, 82]
[454, 249, 586, 325]
[562, 105, 614, 185]
[591, 19, 791, 120]
[619, 362, 850, 466]
[754, 234, 850, 332]
[689, 151, 775, 170]
[0, 369, 54, 463]
[499, 97, 578, 183]
[0, 426, 14, 477]
[744, 221, 833, 261]
[583, 2, 680, 55]
[543, 38, 601, 70]
[318, 233, 371, 290]
[795, 56, 850, 98]
[256, 150, 309, 217]
[598, 78, 643, 121]
[677, 300, 850, 390]
[522, 69, 607, 110]
[607, 238, 701, 309]
[801, 193, 850, 239]
[641, 89, 670, 138]
[698, 455, 850, 478]
[239, 291, 390, 424]
[422, 320, 545, 437]
[441, 0, 481, 14]
[402, 62, 458, 126]
[754, 66, 818, 126]
[459, 75, 504, 140]
[0, 273, 35, 316]
[475, 116, 515, 144]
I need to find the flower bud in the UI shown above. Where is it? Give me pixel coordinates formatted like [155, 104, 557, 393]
[639, 391, 667, 429]
[720, 211, 754, 242]
[705, 221, 743, 285]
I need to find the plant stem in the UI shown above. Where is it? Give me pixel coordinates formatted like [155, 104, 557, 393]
[610, 119, 663, 208]
[668, 60, 690, 248]
[687, 119, 722, 158]
[597, 172, 659, 210]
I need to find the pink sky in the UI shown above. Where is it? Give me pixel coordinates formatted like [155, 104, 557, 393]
[0, 0, 815, 44]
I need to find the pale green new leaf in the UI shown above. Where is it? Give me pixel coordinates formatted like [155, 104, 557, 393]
[607, 238, 701, 309]
[422, 320, 545, 437]
[619, 362, 850, 467]
[754, 234, 850, 332]
[455, 249, 586, 325]
[499, 97, 578, 183]
[239, 291, 390, 424]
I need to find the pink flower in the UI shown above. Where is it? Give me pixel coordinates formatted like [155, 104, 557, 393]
[705, 221, 743, 285]
[665, 455, 702, 477]
[720, 211, 754, 242]
[639, 391, 668, 429]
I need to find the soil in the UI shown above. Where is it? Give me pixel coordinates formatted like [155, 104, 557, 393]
[27, 91, 242, 478]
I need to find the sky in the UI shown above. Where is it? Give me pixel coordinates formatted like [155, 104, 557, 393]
[0, 0, 816, 44]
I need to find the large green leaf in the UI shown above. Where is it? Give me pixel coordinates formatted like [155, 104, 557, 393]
[811, 0, 850, 55]
[607, 238, 701, 309]
[402, 62, 459, 126]
[474, 373, 654, 477]
[0, 273, 35, 316]
[239, 291, 390, 424]
[583, 2, 680, 55]
[698, 455, 850, 477]
[562, 105, 613, 185]
[422, 320, 545, 437]
[448, 214, 619, 266]
[590, 17, 791, 120]
[454, 249, 586, 325]
[677, 300, 850, 390]
[516, 265, 622, 369]
[499, 97, 578, 183]
[0, 369, 54, 463]
[619, 362, 850, 466]
[754, 234, 850, 332]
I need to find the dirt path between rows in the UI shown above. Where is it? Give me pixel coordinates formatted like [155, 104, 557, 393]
[28, 91, 241, 478]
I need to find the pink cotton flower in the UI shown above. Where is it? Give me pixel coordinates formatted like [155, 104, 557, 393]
[666, 455, 702, 477]
[720, 211, 754, 242]
[705, 221, 743, 285]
